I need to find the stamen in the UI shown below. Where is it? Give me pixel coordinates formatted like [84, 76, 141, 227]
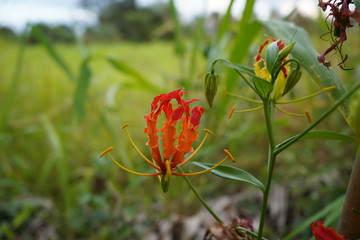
[228, 106, 236, 119]
[234, 106, 263, 113]
[121, 123, 129, 129]
[173, 155, 229, 176]
[322, 86, 337, 92]
[204, 129, 214, 135]
[153, 159, 162, 182]
[305, 111, 312, 123]
[223, 149, 235, 162]
[178, 130, 212, 167]
[226, 92, 262, 103]
[277, 86, 337, 104]
[100, 147, 114, 157]
[275, 106, 306, 117]
[106, 152, 162, 176]
[122, 126, 161, 170]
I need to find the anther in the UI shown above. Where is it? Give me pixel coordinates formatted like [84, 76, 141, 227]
[204, 129, 214, 135]
[322, 86, 337, 92]
[305, 111, 312, 123]
[121, 123, 129, 129]
[224, 149, 235, 162]
[228, 106, 236, 119]
[100, 147, 114, 157]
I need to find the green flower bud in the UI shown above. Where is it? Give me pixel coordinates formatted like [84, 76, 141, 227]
[277, 42, 296, 60]
[204, 72, 219, 108]
[282, 69, 301, 97]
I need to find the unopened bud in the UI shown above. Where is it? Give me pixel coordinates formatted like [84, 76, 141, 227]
[278, 42, 296, 60]
[204, 72, 219, 108]
[282, 69, 301, 97]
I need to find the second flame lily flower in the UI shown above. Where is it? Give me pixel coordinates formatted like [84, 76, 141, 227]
[227, 35, 336, 121]
[100, 88, 234, 192]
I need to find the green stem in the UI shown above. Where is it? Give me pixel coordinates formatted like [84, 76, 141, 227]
[177, 166, 223, 223]
[211, 59, 258, 93]
[274, 79, 360, 155]
[257, 99, 276, 240]
[235, 227, 269, 240]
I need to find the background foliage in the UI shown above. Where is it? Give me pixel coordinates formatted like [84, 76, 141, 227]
[0, 0, 359, 239]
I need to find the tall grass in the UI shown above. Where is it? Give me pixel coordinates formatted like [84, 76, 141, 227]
[0, 0, 358, 238]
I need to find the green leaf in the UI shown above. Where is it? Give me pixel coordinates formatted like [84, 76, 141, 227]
[265, 41, 279, 74]
[169, 0, 185, 57]
[263, 20, 349, 119]
[349, 91, 360, 138]
[107, 57, 161, 93]
[192, 162, 265, 192]
[215, 0, 236, 43]
[282, 69, 301, 97]
[277, 130, 356, 149]
[214, 59, 257, 78]
[73, 57, 91, 117]
[253, 77, 273, 98]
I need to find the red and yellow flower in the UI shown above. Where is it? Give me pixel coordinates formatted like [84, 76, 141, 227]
[254, 35, 291, 101]
[101, 88, 233, 192]
[227, 35, 336, 121]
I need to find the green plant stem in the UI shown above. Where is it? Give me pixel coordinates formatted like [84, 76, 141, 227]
[211, 59, 257, 92]
[235, 227, 269, 240]
[177, 166, 223, 223]
[274, 78, 360, 155]
[257, 99, 276, 240]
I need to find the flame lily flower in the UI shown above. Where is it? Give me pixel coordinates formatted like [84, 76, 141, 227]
[100, 88, 233, 192]
[311, 221, 349, 240]
[254, 35, 291, 101]
[227, 35, 336, 121]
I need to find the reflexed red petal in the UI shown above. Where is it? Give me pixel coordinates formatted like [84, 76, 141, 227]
[172, 107, 184, 121]
[144, 116, 159, 148]
[256, 39, 270, 61]
[190, 106, 205, 126]
[311, 221, 349, 240]
[144, 88, 205, 169]
[276, 40, 286, 50]
[160, 120, 177, 160]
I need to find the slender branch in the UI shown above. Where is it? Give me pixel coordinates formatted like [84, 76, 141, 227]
[257, 99, 276, 240]
[235, 227, 269, 240]
[274, 79, 360, 155]
[177, 166, 223, 223]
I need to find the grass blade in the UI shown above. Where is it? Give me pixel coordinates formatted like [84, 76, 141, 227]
[107, 56, 161, 93]
[215, 0, 236, 43]
[169, 0, 184, 57]
[283, 195, 345, 240]
[32, 25, 76, 82]
[73, 57, 92, 117]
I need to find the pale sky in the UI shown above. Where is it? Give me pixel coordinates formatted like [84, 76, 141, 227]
[0, 0, 319, 32]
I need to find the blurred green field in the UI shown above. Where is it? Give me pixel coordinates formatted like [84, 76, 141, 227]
[0, 10, 359, 239]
